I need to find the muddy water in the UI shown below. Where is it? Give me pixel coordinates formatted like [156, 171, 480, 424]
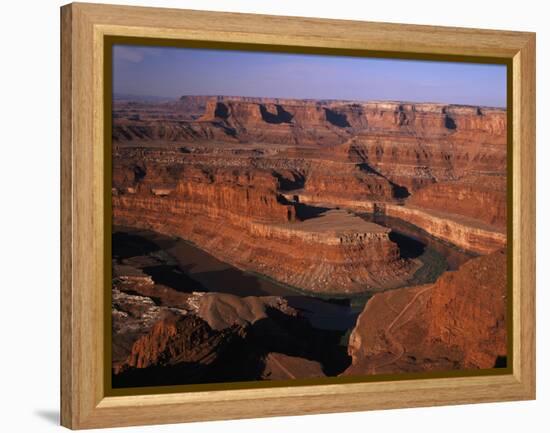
[113, 227, 359, 332]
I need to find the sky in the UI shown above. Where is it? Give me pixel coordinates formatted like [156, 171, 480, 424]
[113, 44, 507, 107]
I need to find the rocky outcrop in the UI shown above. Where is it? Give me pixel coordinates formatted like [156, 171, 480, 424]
[343, 250, 507, 375]
[121, 313, 238, 371]
[113, 287, 351, 386]
[112, 310, 251, 387]
[112, 288, 166, 368]
[185, 292, 298, 330]
[112, 278, 299, 368]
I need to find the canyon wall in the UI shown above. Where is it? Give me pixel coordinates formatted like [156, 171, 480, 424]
[113, 95, 507, 291]
[382, 203, 506, 255]
[343, 250, 508, 375]
[112, 156, 414, 293]
[114, 96, 505, 151]
[283, 192, 506, 255]
[114, 95, 507, 212]
[408, 175, 507, 229]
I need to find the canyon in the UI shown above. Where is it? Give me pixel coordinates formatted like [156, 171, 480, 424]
[111, 95, 508, 387]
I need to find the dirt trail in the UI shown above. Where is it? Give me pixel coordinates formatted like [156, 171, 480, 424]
[375, 285, 433, 369]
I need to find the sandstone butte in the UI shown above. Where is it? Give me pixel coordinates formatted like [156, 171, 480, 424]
[111, 95, 508, 380]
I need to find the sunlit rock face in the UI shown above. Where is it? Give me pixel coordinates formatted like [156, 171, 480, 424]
[342, 250, 507, 375]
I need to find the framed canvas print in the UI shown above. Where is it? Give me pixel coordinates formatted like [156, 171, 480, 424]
[60, 2, 536, 429]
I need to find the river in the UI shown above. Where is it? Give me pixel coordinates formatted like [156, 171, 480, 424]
[113, 209, 473, 338]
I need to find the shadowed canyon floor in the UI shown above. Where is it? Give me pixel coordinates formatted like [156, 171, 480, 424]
[111, 96, 508, 387]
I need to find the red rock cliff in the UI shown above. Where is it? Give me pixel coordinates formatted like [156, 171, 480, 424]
[343, 250, 507, 375]
[112, 148, 414, 293]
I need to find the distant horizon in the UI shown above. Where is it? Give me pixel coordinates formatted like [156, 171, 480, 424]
[114, 92, 507, 109]
[113, 45, 507, 108]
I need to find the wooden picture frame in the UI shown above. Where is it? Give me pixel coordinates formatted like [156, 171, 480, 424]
[60, 2, 536, 429]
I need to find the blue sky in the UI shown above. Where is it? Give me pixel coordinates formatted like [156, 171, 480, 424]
[113, 45, 507, 107]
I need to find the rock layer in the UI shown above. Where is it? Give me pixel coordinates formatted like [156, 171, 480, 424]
[112, 150, 415, 292]
[408, 174, 507, 229]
